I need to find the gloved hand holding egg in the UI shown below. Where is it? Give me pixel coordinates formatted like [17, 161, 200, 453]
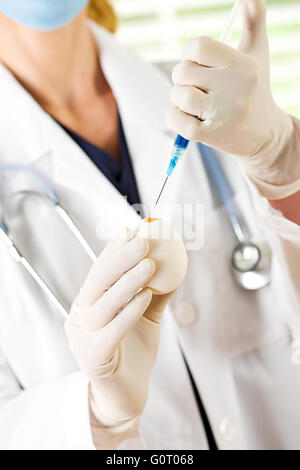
[65, 219, 187, 449]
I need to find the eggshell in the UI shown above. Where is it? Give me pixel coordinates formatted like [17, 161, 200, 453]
[136, 218, 188, 295]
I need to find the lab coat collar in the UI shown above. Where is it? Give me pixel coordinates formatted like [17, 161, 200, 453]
[88, 22, 179, 209]
[88, 21, 173, 137]
[0, 63, 55, 163]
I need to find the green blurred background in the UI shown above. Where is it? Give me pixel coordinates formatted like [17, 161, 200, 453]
[111, 0, 300, 117]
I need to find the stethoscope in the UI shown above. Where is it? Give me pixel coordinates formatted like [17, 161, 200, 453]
[198, 143, 272, 291]
[0, 156, 272, 320]
[0, 163, 97, 319]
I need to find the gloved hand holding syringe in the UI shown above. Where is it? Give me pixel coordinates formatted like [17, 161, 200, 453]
[155, 0, 244, 207]
[165, 0, 298, 202]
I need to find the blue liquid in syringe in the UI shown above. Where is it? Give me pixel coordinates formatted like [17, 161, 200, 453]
[166, 134, 190, 177]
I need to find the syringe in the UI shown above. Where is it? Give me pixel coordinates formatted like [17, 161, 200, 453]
[154, 0, 244, 207]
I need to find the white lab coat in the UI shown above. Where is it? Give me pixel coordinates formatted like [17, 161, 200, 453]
[0, 22, 300, 450]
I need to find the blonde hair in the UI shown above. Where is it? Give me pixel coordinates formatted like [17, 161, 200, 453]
[87, 0, 118, 33]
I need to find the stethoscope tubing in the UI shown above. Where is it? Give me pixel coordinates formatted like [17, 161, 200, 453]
[198, 143, 250, 244]
[0, 164, 97, 318]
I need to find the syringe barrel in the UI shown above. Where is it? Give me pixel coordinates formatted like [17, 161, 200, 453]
[166, 135, 190, 177]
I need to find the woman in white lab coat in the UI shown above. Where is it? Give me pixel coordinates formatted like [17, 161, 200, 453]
[0, 0, 300, 450]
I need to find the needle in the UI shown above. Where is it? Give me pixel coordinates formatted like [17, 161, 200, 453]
[154, 176, 169, 207]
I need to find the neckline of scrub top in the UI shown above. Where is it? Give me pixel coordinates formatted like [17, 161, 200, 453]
[57, 114, 142, 208]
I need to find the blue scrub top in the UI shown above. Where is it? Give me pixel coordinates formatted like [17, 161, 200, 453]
[58, 115, 142, 208]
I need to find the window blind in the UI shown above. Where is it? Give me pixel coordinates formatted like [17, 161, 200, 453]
[111, 0, 300, 117]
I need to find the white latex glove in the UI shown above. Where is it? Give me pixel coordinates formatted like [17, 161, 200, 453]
[64, 227, 177, 449]
[166, 0, 300, 200]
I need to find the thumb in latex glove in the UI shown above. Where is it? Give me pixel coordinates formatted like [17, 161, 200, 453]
[166, 0, 300, 200]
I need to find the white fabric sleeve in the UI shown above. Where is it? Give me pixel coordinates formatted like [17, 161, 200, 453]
[246, 176, 300, 334]
[0, 365, 95, 450]
[258, 199, 300, 310]
[0, 360, 146, 450]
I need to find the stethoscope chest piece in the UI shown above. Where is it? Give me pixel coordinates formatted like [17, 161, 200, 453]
[231, 240, 272, 290]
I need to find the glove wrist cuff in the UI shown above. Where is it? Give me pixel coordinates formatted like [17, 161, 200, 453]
[241, 115, 300, 200]
[88, 383, 139, 449]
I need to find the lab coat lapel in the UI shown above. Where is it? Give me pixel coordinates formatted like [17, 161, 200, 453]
[0, 64, 54, 164]
[90, 22, 181, 212]
[50, 125, 140, 235]
[120, 105, 177, 211]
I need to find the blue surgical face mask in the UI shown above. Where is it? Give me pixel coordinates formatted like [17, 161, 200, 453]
[0, 0, 90, 31]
